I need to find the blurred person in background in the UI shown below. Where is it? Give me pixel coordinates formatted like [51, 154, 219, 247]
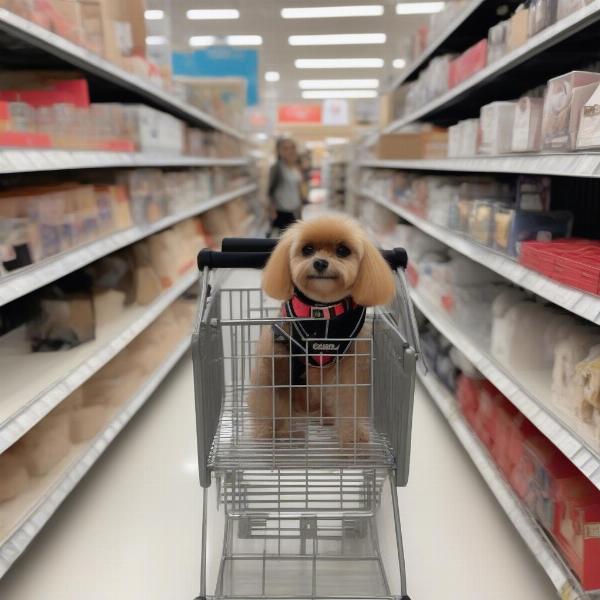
[268, 137, 303, 236]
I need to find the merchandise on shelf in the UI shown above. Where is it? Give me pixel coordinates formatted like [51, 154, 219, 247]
[479, 101, 517, 155]
[0, 75, 242, 155]
[541, 71, 600, 151]
[511, 96, 544, 152]
[448, 39, 488, 89]
[487, 20, 510, 64]
[447, 119, 479, 157]
[507, 5, 530, 52]
[374, 130, 448, 160]
[520, 239, 600, 296]
[528, 0, 558, 36]
[576, 83, 600, 149]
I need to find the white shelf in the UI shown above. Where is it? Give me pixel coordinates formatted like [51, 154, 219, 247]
[387, 0, 487, 92]
[0, 183, 257, 307]
[384, 2, 600, 133]
[0, 334, 191, 579]
[418, 370, 600, 600]
[360, 189, 600, 326]
[0, 9, 244, 140]
[0, 269, 196, 454]
[0, 150, 248, 174]
[409, 286, 600, 493]
[360, 154, 600, 179]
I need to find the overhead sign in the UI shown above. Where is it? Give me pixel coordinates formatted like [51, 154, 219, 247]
[172, 47, 259, 105]
[322, 99, 350, 126]
[278, 104, 322, 123]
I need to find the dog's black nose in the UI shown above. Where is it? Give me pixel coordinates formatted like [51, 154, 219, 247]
[313, 259, 329, 273]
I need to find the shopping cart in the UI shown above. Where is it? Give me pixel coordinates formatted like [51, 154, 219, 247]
[192, 237, 421, 600]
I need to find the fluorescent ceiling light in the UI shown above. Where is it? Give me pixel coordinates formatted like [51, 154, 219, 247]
[393, 58, 407, 69]
[146, 35, 167, 46]
[282, 5, 384, 18]
[226, 35, 262, 46]
[299, 79, 379, 89]
[396, 2, 444, 14]
[144, 9, 164, 20]
[326, 137, 349, 145]
[302, 90, 377, 98]
[289, 33, 386, 45]
[189, 36, 216, 47]
[186, 9, 240, 19]
[265, 71, 280, 82]
[255, 133, 268, 141]
[295, 58, 384, 69]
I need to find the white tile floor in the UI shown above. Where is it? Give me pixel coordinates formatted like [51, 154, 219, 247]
[0, 357, 556, 599]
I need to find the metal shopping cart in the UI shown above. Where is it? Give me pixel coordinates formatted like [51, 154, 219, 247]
[192, 238, 421, 600]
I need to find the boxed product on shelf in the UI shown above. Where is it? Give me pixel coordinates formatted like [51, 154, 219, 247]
[555, 477, 600, 590]
[511, 97, 544, 152]
[126, 104, 184, 155]
[507, 5, 530, 52]
[375, 130, 448, 160]
[528, 0, 558, 35]
[0, 453, 29, 503]
[557, 0, 593, 20]
[447, 119, 480, 157]
[487, 20, 510, 64]
[448, 39, 488, 89]
[520, 239, 600, 296]
[541, 71, 600, 150]
[504, 209, 573, 257]
[576, 82, 600, 148]
[0, 73, 90, 107]
[479, 101, 517, 155]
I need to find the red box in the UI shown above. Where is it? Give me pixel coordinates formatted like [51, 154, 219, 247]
[448, 39, 488, 89]
[456, 374, 482, 427]
[490, 397, 519, 475]
[0, 79, 90, 108]
[554, 478, 600, 590]
[520, 239, 600, 297]
[0, 131, 52, 148]
[472, 380, 504, 452]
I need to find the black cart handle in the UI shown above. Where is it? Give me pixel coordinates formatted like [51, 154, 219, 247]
[198, 239, 408, 271]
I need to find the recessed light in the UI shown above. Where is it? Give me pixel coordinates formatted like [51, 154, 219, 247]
[289, 33, 386, 45]
[393, 58, 407, 69]
[302, 90, 378, 98]
[226, 35, 262, 46]
[144, 10, 164, 20]
[186, 9, 240, 19]
[299, 79, 379, 89]
[396, 2, 444, 15]
[282, 5, 384, 18]
[146, 35, 167, 46]
[295, 58, 384, 69]
[189, 36, 216, 47]
[265, 71, 280, 82]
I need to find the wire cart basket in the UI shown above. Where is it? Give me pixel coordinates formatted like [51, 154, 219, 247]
[192, 238, 421, 600]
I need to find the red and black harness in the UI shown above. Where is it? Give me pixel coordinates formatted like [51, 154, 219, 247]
[273, 288, 366, 385]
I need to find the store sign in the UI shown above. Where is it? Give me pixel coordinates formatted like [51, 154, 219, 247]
[322, 99, 350, 126]
[172, 47, 259, 105]
[278, 104, 322, 124]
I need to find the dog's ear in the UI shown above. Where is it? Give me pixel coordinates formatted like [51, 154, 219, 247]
[351, 238, 396, 306]
[262, 232, 294, 300]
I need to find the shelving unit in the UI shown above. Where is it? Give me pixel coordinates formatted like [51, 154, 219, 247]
[0, 333, 191, 579]
[388, 0, 489, 92]
[418, 370, 600, 600]
[360, 154, 600, 179]
[0, 183, 257, 308]
[408, 285, 600, 492]
[359, 188, 600, 326]
[383, 3, 600, 132]
[0, 9, 245, 139]
[0, 150, 248, 175]
[0, 269, 196, 454]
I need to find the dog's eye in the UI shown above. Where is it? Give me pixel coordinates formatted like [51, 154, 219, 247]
[336, 244, 351, 258]
[301, 244, 315, 257]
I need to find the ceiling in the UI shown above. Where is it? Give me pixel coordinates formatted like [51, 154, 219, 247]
[148, 0, 428, 102]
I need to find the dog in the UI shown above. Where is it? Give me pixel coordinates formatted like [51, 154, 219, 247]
[247, 215, 396, 446]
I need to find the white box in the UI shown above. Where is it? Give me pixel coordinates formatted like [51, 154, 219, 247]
[576, 83, 600, 148]
[479, 102, 516, 155]
[128, 105, 184, 155]
[511, 97, 544, 152]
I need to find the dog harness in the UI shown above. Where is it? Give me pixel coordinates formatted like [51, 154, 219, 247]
[273, 288, 366, 385]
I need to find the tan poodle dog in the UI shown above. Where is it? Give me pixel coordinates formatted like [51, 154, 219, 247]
[248, 215, 396, 446]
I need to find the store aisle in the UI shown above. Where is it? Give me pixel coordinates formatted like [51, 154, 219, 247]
[0, 347, 555, 598]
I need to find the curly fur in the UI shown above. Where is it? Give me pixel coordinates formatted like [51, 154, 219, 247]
[249, 215, 395, 445]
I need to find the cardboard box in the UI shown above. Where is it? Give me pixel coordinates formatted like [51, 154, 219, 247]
[100, 0, 146, 63]
[375, 130, 447, 160]
[507, 8, 529, 52]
